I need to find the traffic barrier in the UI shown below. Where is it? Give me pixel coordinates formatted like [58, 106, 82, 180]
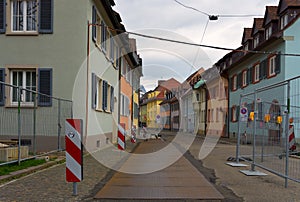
[131, 125, 137, 143]
[118, 123, 126, 150]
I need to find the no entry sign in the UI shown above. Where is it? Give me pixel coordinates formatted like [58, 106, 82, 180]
[65, 119, 83, 182]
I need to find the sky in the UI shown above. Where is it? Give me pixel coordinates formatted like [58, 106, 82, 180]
[114, 0, 279, 91]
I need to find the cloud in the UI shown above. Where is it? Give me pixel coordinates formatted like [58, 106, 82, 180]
[114, 0, 279, 91]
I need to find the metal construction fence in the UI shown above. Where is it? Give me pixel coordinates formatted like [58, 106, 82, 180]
[235, 76, 300, 187]
[0, 81, 73, 165]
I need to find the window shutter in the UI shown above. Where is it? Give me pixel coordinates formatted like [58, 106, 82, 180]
[237, 73, 242, 89]
[39, 0, 53, 33]
[236, 106, 240, 121]
[38, 68, 52, 106]
[92, 6, 96, 42]
[110, 86, 114, 112]
[229, 107, 232, 122]
[260, 59, 267, 79]
[275, 53, 281, 74]
[91, 73, 96, 109]
[0, 0, 5, 33]
[248, 67, 253, 84]
[125, 97, 129, 116]
[0, 68, 5, 106]
[102, 80, 108, 110]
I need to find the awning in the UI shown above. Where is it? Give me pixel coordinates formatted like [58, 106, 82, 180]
[193, 79, 206, 89]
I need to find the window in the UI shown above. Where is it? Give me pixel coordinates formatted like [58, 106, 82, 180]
[196, 93, 200, 102]
[101, 20, 107, 52]
[91, 73, 114, 112]
[265, 26, 272, 40]
[254, 64, 260, 82]
[231, 106, 237, 122]
[253, 35, 259, 48]
[2, 0, 53, 34]
[244, 43, 249, 52]
[120, 94, 130, 116]
[216, 108, 219, 122]
[110, 37, 115, 63]
[11, 0, 38, 32]
[268, 55, 276, 77]
[5, 68, 52, 106]
[11, 70, 36, 104]
[231, 75, 237, 91]
[242, 70, 247, 87]
[280, 14, 288, 29]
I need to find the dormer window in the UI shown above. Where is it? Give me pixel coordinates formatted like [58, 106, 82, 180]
[280, 14, 288, 29]
[253, 35, 259, 48]
[265, 26, 272, 40]
[244, 43, 249, 51]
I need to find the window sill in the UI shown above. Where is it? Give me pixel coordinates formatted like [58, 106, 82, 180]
[253, 80, 260, 84]
[6, 32, 39, 36]
[6, 104, 35, 108]
[267, 74, 276, 79]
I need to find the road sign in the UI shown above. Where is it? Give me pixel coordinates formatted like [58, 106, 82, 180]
[240, 107, 248, 122]
[65, 119, 83, 183]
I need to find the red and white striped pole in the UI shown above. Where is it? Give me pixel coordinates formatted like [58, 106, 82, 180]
[118, 123, 126, 150]
[65, 119, 83, 196]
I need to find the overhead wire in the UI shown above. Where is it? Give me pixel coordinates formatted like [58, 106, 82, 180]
[89, 23, 300, 57]
[173, 0, 263, 20]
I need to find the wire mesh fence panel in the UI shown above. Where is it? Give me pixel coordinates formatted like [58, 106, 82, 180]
[0, 82, 72, 165]
[236, 78, 300, 185]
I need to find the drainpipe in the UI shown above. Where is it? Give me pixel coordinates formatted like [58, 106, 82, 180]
[205, 87, 208, 136]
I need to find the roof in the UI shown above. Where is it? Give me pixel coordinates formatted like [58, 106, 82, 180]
[251, 18, 264, 35]
[278, 0, 300, 14]
[263, 6, 279, 26]
[242, 28, 252, 44]
[155, 78, 181, 91]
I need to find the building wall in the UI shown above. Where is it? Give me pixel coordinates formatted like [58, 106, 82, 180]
[133, 92, 139, 127]
[229, 41, 285, 138]
[120, 76, 133, 132]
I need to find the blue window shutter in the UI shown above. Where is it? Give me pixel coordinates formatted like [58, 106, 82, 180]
[92, 6, 96, 42]
[39, 0, 53, 33]
[38, 68, 52, 106]
[91, 73, 96, 109]
[275, 53, 281, 74]
[102, 81, 108, 110]
[0, 0, 5, 33]
[110, 86, 114, 112]
[0, 68, 5, 106]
